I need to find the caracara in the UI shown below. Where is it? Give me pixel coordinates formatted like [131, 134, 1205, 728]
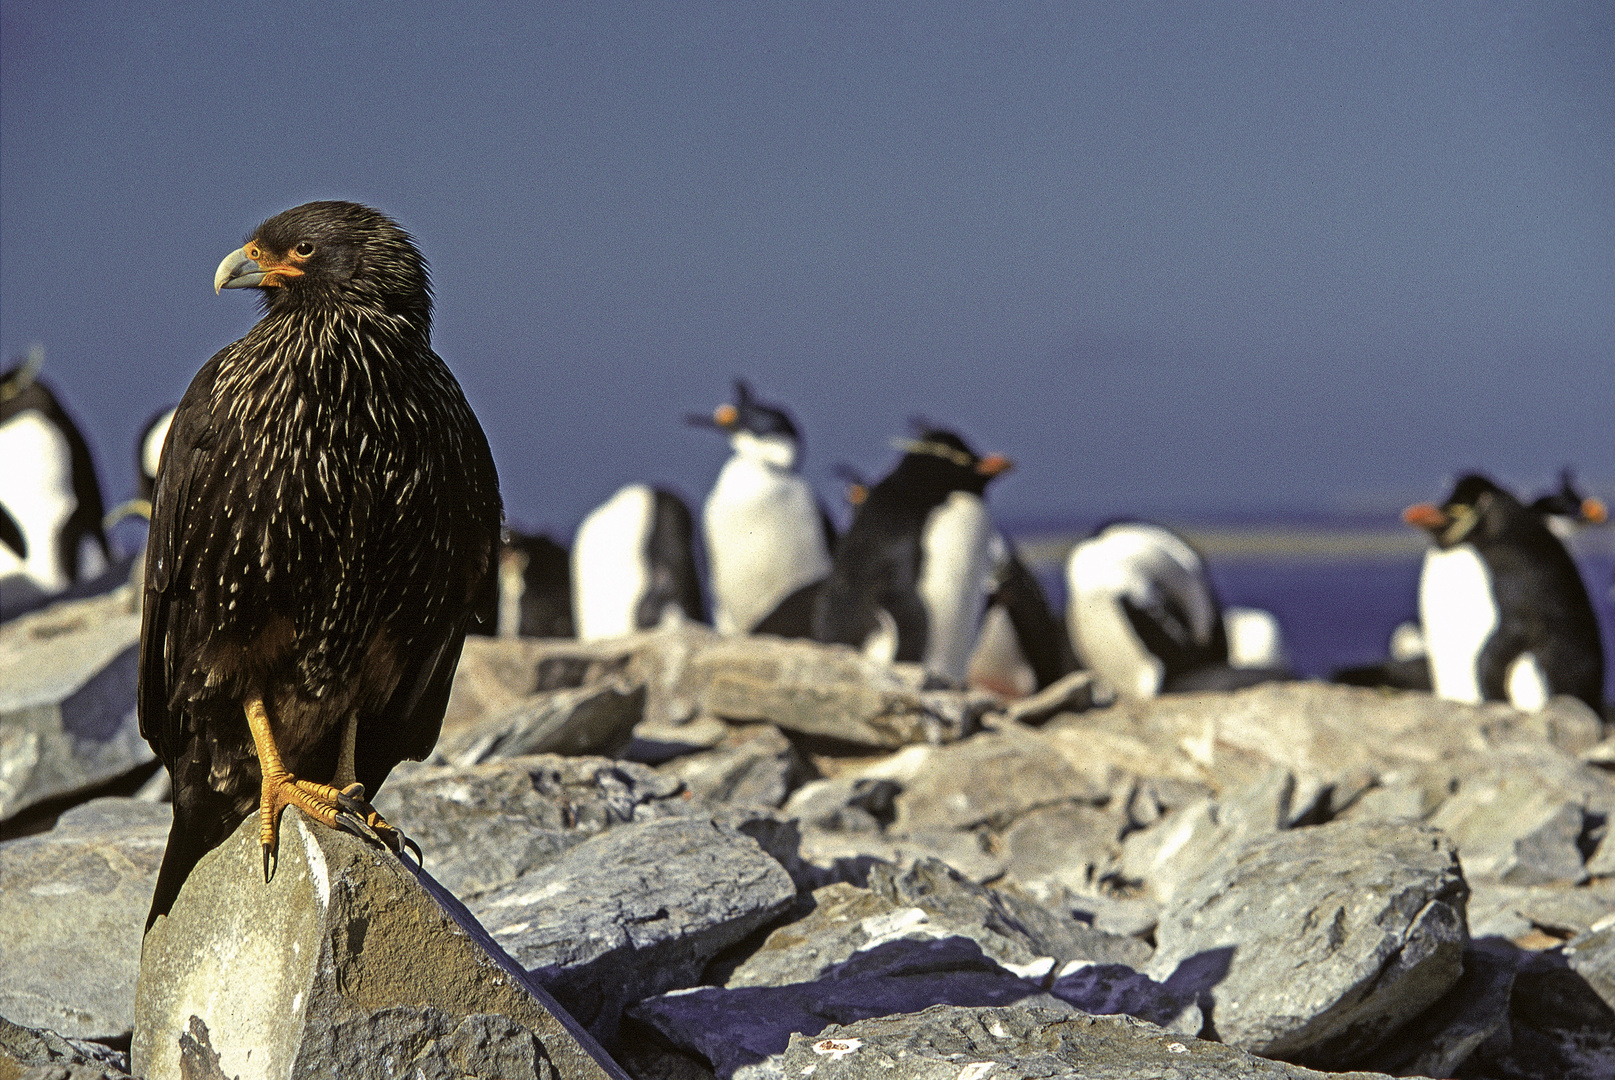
[139, 201, 501, 929]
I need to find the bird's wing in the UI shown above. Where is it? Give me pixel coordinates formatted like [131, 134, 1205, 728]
[138, 348, 227, 768]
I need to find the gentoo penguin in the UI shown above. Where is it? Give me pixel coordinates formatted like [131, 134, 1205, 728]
[812, 426, 1013, 685]
[571, 483, 704, 641]
[1065, 522, 1290, 699]
[1528, 470, 1608, 541]
[0, 350, 110, 597]
[469, 527, 574, 639]
[688, 380, 835, 639]
[1405, 474, 1604, 712]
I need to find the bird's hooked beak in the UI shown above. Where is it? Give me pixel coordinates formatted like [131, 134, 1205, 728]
[214, 242, 305, 293]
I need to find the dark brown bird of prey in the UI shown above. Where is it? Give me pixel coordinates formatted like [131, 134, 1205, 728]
[140, 201, 501, 929]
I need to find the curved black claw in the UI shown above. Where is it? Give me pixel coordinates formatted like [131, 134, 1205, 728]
[262, 842, 275, 883]
[333, 783, 419, 866]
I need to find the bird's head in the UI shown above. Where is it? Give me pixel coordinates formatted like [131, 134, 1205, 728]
[215, 201, 431, 327]
[686, 379, 803, 469]
[889, 425, 1013, 496]
[1403, 473, 1506, 547]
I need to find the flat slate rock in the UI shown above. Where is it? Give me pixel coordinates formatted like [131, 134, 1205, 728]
[373, 754, 685, 899]
[0, 590, 150, 823]
[470, 814, 797, 1048]
[891, 726, 1107, 833]
[656, 723, 815, 808]
[629, 937, 1073, 1077]
[775, 1005, 1404, 1080]
[0, 798, 170, 1041]
[1146, 819, 1469, 1069]
[133, 811, 624, 1080]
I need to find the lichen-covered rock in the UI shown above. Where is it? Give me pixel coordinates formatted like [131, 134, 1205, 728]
[133, 812, 624, 1080]
[470, 815, 797, 1047]
[372, 754, 685, 899]
[775, 1005, 1405, 1079]
[1146, 820, 1469, 1068]
[0, 798, 169, 1041]
[0, 591, 150, 823]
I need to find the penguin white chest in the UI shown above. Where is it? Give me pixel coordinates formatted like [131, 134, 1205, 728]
[703, 458, 830, 634]
[1419, 545, 1498, 704]
[571, 484, 655, 641]
[917, 492, 997, 684]
[0, 411, 79, 591]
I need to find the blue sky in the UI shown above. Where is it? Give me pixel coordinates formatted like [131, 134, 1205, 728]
[4, 2, 1611, 535]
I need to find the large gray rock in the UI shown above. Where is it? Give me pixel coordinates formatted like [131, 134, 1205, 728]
[133, 812, 625, 1080]
[1359, 939, 1519, 1078]
[0, 1014, 135, 1080]
[722, 875, 1147, 992]
[0, 591, 150, 823]
[1566, 920, 1615, 1013]
[469, 814, 797, 1047]
[1118, 766, 1303, 903]
[1427, 762, 1595, 886]
[774, 1005, 1404, 1080]
[656, 723, 815, 808]
[435, 680, 646, 765]
[997, 801, 1127, 896]
[629, 937, 1073, 1077]
[372, 754, 686, 899]
[891, 726, 1107, 833]
[0, 798, 169, 1040]
[1146, 820, 1469, 1068]
[700, 638, 992, 749]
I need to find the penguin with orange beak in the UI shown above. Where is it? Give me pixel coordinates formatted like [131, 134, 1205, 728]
[1405, 473, 1604, 712]
[812, 424, 1015, 685]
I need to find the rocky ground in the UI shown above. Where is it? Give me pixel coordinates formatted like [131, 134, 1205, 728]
[2, 586, 1613, 1079]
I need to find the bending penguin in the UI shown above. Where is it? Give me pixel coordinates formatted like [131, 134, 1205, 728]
[0, 349, 110, 604]
[1405, 474, 1604, 712]
[812, 425, 1012, 685]
[1065, 521, 1288, 699]
[571, 484, 704, 641]
[689, 380, 834, 638]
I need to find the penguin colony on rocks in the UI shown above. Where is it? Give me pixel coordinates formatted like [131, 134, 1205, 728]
[4, 350, 1610, 714]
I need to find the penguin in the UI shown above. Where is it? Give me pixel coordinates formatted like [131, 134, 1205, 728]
[469, 527, 574, 639]
[966, 544, 1079, 697]
[0, 350, 110, 598]
[1064, 522, 1290, 699]
[812, 426, 1013, 685]
[1528, 469, 1608, 541]
[103, 405, 176, 527]
[1405, 473, 1604, 712]
[688, 380, 835, 639]
[571, 484, 704, 641]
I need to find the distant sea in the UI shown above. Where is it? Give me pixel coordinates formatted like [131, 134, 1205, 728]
[1007, 515, 1615, 704]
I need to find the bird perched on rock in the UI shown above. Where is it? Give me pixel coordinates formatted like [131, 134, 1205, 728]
[1405, 473, 1603, 712]
[813, 426, 1012, 684]
[690, 380, 835, 638]
[139, 201, 501, 929]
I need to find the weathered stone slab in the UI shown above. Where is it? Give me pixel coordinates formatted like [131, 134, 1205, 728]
[656, 723, 814, 808]
[781, 776, 899, 833]
[0, 1014, 135, 1080]
[0, 798, 169, 1040]
[1466, 878, 1615, 941]
[469, 815, 797, 1047]
[629, 937, 1070, 1077]
[892, 727, 1107, 834]
[795, 826, 1006, 887]
[995, 669, 1103, 726]
[999, 801, 1125, 896]
[775, 1005, 1406, 1080]
[0, 591, 149, 822]
[435, 680, 645, 766]
[133, 811, 625, 1080]
[1566, 921, 1615, 1013]
[372, 754, 686, 900]
[1146, 820, 1469, 1068]
[1428, 766, 1593, 885]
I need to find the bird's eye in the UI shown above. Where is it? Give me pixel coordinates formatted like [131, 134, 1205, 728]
[294, 241, 316, 258]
